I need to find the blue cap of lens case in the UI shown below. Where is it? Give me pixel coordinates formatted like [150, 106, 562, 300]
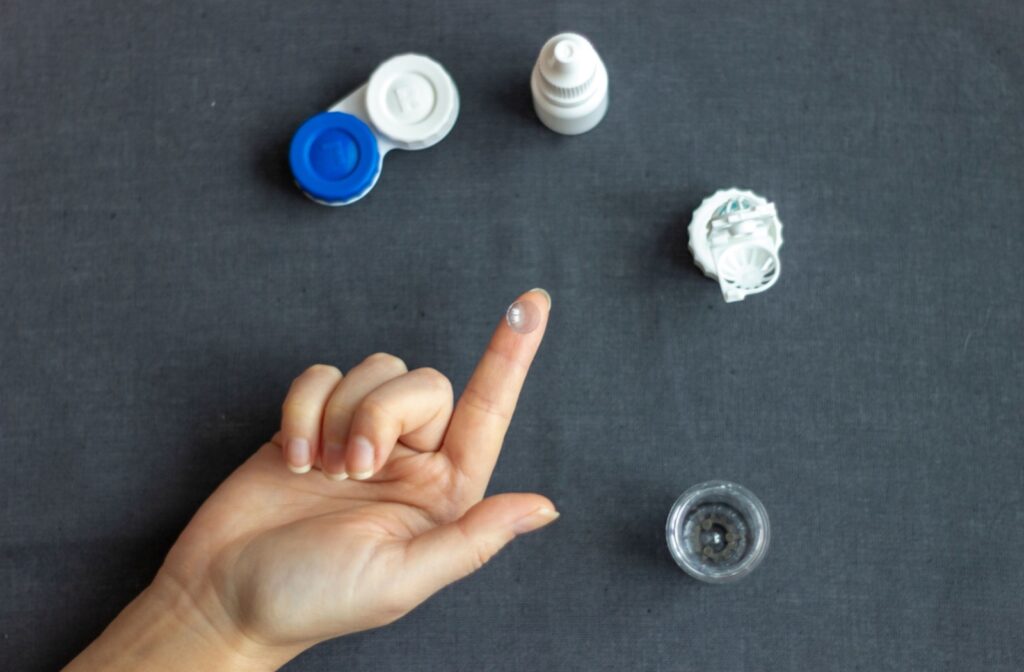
[289, 112, 380, 205]
[289, 54, 460, 206]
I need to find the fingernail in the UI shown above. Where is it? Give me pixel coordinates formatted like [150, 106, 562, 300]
[348, 436, 375, 480]
[285, 438, 311, 474]
[322, 441, 347, 481]
[513, 507, 560, 534]
[529, 288, 552, 308]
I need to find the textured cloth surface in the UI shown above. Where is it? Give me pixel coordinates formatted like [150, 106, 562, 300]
[2, 1, 1023, 670]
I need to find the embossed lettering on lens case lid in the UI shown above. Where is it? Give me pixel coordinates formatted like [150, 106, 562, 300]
[365, 54, 459, 149]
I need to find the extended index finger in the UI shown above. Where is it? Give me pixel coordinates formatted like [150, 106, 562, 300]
[443, 289, 551, 490]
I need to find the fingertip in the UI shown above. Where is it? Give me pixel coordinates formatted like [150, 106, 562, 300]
[505, 289, 551, 335]
[321, 440, 346, 479]
[346, 435, 376, 480]
[280, 364, 343, 475]
[512, 507, 560, 535]
[462, 492, 557, 533]
[284, 437, 312, 474]
[528, 287, 552, 309]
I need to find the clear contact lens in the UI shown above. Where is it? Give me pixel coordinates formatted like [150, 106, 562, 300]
[506, 300, 542, 334]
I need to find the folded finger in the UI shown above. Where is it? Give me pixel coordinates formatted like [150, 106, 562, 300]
[319, 352, 409, 480]
[345, 367, 454, 480]
[279, 364, 343, 473]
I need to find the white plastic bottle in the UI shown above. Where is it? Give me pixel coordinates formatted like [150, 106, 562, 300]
[530, 33, 609, 135]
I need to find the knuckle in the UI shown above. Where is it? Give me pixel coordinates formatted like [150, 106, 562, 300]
[280, 399, 320, 424]
[303, 363, 342, 379]
[358, 397, 392, 425]
[455, 520, 499, 572]
[417, 367, 452, 394]
[460, 385, 512, 423]
[471, 541, 499, 572]
[365, 352, 407, 373]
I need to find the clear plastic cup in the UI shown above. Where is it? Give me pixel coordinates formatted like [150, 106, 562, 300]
[666, 480, 770, 583]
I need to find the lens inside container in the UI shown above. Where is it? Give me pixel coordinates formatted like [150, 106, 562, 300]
[666, 481, 770, 583]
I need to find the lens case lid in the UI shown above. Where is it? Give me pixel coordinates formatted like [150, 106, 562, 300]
[289, 111, 381, 205]
[365, 54, 459, 149]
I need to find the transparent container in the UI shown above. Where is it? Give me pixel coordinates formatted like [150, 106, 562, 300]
[666, 480, 770, 583]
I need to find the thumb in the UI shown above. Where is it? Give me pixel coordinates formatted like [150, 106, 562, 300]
[400, 493, 559, 604]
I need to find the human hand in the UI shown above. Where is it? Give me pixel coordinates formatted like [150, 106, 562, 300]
[66, 289, 556, 671]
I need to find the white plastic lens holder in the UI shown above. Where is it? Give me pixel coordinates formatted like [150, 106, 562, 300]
[289, 54, 459, 206]
[688, 189, 784, 302]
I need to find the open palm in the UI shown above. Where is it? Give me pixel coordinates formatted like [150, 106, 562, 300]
[157, 291, 555, 659]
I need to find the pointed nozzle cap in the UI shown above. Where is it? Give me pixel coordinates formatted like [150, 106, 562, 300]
[538, 33, 599, 96]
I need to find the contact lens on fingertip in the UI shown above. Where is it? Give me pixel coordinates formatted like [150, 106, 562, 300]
[506, 300, 542, 334]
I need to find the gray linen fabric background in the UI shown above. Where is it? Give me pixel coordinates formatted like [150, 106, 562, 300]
[2, 1, 1022, 670]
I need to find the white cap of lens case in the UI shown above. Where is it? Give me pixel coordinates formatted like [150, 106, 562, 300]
[288, 54, 459, 206]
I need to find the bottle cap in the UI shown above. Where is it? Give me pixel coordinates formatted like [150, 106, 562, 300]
[289, 112, 381, 205]
[365, 54, 459, 149]
[530, 32, 609, 135]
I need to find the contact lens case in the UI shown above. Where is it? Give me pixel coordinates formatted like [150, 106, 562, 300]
[688, 189, 784, 302]
[289, 54, 459, 206]
[666, 480, 770, 583]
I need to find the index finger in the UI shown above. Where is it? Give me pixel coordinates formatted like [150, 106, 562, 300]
[443, 289, 551, 490]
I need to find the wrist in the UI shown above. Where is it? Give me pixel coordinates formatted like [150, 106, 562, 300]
[65, 572, 304, 672]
